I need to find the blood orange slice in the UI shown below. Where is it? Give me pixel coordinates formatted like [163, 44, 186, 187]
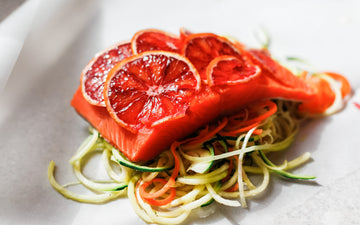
[179, 27, 192, 41]
[81, 41, 133, 106]
[182, 33, 243, 81]
[246, 49, 315, 101]
[247, 49, 301, 88]
[206, 55, 261, 86]
[104, 51, 201, 133]
[131, 29, 182, 54]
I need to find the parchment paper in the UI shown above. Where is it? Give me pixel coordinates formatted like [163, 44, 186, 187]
[1, 0, 360, 224]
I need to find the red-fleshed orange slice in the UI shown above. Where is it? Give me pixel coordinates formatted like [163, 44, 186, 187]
[179, 27, 192, 41]
[81, 41, 133, 106]
[246, 49, 302, 88]
[182, 33, 243, 81]
[245, 48, 315, 101]
[131, 29, 182, 54]
[103, 51, 201, 133]
[206, 55, 261, 86]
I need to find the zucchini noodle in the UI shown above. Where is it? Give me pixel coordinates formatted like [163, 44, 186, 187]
[48, 99, 331, 224]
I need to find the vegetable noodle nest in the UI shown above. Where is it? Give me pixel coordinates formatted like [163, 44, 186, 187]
[49, 86, 344, 224]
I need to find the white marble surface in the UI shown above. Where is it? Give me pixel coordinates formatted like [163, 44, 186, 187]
[0, 0, 360, 225]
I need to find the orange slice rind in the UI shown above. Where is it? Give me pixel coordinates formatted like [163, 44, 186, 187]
[206, 55, 261, 86]
[81, 41, 133, 106]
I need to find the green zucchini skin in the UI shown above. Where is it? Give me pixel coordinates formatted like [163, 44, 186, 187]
[112, 149, 173, 172]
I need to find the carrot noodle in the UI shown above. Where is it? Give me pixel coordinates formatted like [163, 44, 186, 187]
[184, 118, 228, 146]
[223, 100, 277, 131]
[139, 178, 177, 206]
[316, 73, 347, 116]
[219, 122, 261, 136]
[139, 142, 180, 200]
[253, 129, 263, 135]
[323, 72, 351, 98]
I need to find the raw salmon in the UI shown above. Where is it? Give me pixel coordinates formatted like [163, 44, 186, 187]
[71, 52, 316, 162]
[71, 31, 328, 162]
[71, 86, 222, 162]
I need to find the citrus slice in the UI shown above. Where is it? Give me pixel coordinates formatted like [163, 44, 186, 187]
[81, 41, 133, 106]
[246, 48, 315, 101]
[206, 55, 261, 86]
[182, 33, 243, 81]
[179, 27, 192, 41]
[104, 51, 201, 133]
[131, 29, 182, 54]
[247, 49, 300, 87]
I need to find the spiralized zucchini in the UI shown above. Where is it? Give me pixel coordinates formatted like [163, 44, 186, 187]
[48, 98, 330, 225]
